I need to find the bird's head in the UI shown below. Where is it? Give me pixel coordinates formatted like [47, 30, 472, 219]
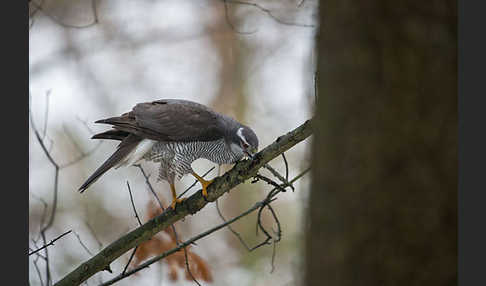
[230, 125, 259, 159]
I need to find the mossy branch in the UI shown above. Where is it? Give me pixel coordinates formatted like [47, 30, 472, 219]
[54, 119, 313, 286]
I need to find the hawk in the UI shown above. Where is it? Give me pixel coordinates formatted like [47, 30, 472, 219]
[79, 99, 259, 208]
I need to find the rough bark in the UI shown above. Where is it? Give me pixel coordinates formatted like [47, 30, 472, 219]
[306, 1, 456, 285]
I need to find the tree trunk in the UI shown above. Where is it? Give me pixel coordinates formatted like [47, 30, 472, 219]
[306, 1, 457, 285]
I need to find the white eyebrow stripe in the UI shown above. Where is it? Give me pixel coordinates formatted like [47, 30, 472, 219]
[237, 127, 249, 145]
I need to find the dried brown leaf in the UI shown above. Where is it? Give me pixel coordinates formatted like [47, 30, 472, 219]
[132, 201, 213, 282]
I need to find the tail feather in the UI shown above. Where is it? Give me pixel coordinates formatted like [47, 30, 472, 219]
[79, 135, 141, 192]
[92, 129, 130, 141]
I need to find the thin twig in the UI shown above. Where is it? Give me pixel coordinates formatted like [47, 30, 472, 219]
[223, 0, 257, 34]
[30, 240, 47, 261]
[29, 0, 44, 30]
[33, 258, 45, 286]
[215, 200, 251, 251]
[253, 173, 288, 194]
[31, 91, 59, 285]
[30, 193, 48, 243]
[40, 231, 52, 284]
[136, 165, 186, 245]
[263, 163, 294, 191]
[85, 221, 103, 250]
[60, 125, 102, 168]
[225, 0, 316, 28]
[266, 203, 281, 273]
[266, 204, 281, 243]
[42, 89, 51, 140]
[270, 237, 277, 273]
[281, 153, 289, 182]
[122, 181, 143, 275]
[29, 0, 99, 29]
[135, 163, 201, 286]
[75, 116, 97, 135]
[122, 246, 138, 275]
[98, 200, 270, 286]
[178, 166, 216, 199]
[135, 165, 165, 211]
[29, 230, 72, 256]
[55, 119, 313, 286]
[183, 247, 202, 286]
[73, 231, 94, 257]
[103, 168, 310, 285]
[30, 92, 60, 232]
[126, 181, 142, 226]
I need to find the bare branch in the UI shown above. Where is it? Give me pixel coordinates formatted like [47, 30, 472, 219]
[42, 89, 51, 140]
[55, 119, 313, 286]
[75, 116, 97, 135]
[183, 247, 202, 286]
[266, 203, 281, 273]
[33, 258, 45, 286]
[73, 231, 94, 257]
[121, 181, 143, 275]
[60, 124, 102, 168]
[29, 99, 59, 170]
[29, 230, 72, 256]
[223, 0, 258, 34]
[30, 240, 47, 261]
[29, 0, 44, 30]
[29, 92, 60, 235]
[225, 0, 316, 28]
[30, 193, 48, 243]
[135, 165, 165, 211]
[98, 198, 269, 286]
[103, 167, 309, 284]
[29, 0, 99, 29]
[121, 246, 138, 275]
[215, 200, 252, 251]
[282, 153, 289, 181]
[253, 173, 288, 194]
[85, 221, 103, 250]
[263, 163, 295, 191]
[126, 181, 143, 226]
[134, 165, 200, 284]
[270, 235, 277, 273]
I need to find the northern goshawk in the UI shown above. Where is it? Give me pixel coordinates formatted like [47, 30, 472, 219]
[79, 99, 259, 208]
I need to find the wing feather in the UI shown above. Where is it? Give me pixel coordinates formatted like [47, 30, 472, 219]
[95, 99, 228, 142]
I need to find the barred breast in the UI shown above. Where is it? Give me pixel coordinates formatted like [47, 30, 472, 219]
[142, 139, 242, 182]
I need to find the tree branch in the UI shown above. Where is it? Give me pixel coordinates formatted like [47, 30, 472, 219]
[29, 230, 72, 256]
[99, 166, 310, 285]
[54, 119, 313, 286]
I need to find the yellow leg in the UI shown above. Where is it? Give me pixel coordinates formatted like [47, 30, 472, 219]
[191, 171, 214, 198]
[169, 183, 185, 209]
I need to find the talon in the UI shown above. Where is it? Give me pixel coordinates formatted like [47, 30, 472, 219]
[201, 179, 213, 198]
[169, 183, 185, 209]
[191, 171, 214, 199]
[170, 197, 186, 209]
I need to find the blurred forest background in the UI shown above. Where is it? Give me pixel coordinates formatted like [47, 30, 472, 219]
[30, 1, 457, 286]
[29, 0, 317, 285]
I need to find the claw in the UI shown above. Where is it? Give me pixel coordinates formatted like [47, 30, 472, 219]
[201, 180, 213, 198]
[170, 197, 186, 209]
[169, 183, 185, 209]
[191, 171, 214, 198]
